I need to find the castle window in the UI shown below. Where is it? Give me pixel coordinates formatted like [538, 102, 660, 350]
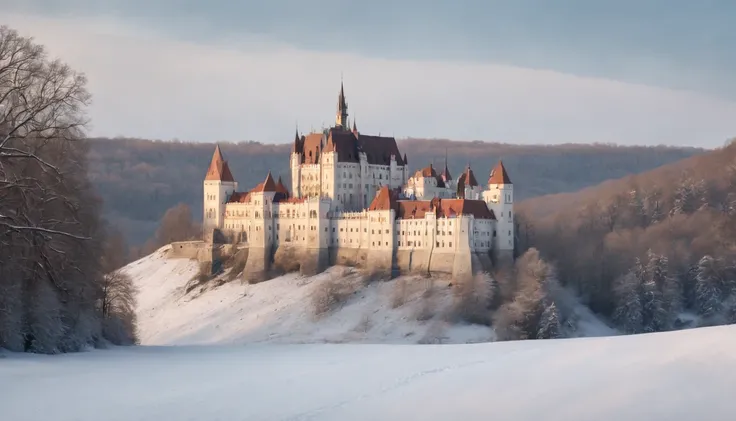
[385, 242, 388, 246]
[449, 242, 452, 247]
[372, 242, 375, 246]
[385, 229, 389, 234]
[437, 241, 440, 247]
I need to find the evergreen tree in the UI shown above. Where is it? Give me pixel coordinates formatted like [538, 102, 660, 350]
[537, 302, 561, 339]
[695, 255, 724, 317]
[613, 271, 643, 334]
[641, 274, 666, 333]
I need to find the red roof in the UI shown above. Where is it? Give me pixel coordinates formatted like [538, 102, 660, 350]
[457, 166, 479, 187]
[227, 191, 250, 203]
[369, 187, 495, 220]
[368, 186, 398, 211]
[204, 145, 235, 182]
[488, 160, 512, 185]
[252, 172, 277, 193]
[436, 199, 495, 220]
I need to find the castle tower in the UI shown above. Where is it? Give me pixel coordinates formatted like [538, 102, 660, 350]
[290, 128, 303, 198]
[336, 81, 348, 129]
[482, 160, 514, 261]
[203, 145, 238, 235]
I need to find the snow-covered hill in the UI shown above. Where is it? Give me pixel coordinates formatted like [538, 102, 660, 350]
[3, 324, 736, 421]
[125, 247, 614, 345]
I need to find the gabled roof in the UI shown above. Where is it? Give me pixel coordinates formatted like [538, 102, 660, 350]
[437, 199, 495, 220]
[227, 191, 250, 203]
[205, 145, 235, 182]
[488, 160, 512, 185]
[368, 186, 399, 211]
[296, 126, 406, 167]
[457, 166, 479, 187]
[251, 171, 277, 193]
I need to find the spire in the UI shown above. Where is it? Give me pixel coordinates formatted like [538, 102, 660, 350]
[440, 148, 452, 182]
[488, 160, 512, 185]
[205, 144, 235, 182]
[291, 127, 303, 154]
[352, 116, 358, 133]
[403, 153, 408, 166]
[336, 80, 348, 129]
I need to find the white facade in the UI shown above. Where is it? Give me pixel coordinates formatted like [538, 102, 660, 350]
[203, 84, 515, 263]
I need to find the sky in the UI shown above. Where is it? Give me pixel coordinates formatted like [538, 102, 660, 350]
[2, 0, 736, 147]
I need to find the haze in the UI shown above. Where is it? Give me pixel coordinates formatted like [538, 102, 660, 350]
[3, 0, 736, 147]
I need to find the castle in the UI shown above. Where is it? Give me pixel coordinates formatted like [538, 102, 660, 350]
[198, 83, 514, 281]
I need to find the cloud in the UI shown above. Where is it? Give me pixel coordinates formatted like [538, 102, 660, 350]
[5, 13, 736, 147]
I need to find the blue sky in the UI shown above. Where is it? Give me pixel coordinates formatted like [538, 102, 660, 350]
[3, 0, 736, 146]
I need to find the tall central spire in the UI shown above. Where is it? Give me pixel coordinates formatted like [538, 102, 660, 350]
[336, 80, 348, 129]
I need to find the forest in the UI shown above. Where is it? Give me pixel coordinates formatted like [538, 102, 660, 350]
[516, 140, 736, 334]
[88, 136, 702, 246]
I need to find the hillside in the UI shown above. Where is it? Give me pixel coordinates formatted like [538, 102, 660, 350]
[87, 137, 703, 245]
[126, 247, 613, 346]
[516, 141, 736, 327]
[3, 324, 735, 421]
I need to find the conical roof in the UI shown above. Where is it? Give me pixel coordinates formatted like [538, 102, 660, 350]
[488, 160, 512, 185]
[204, 144, 235, 182]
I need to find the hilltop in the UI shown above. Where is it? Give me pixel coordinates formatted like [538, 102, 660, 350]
[126, 246, 613, 346]
[86, 137, 702, 245]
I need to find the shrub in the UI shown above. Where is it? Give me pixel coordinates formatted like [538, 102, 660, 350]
[311, 279, 352, 317]
[449, 273, 493, 325]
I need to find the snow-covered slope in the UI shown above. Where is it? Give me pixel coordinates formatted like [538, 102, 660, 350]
[3, 325, 736, 421]
[125, 248, 613, 345]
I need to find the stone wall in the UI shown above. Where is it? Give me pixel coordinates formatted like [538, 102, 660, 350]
[167, 242, 501, 282]
[242, 246, 272, 283]
[272, 245, 329, 277]
[167, 241, 212, 262]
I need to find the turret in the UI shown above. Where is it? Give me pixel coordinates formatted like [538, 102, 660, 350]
[482, 160, 514, 260]
[203, 145, 238, 234]
[291, 129, 303, 198]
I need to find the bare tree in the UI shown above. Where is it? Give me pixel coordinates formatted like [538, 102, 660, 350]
[100, 271, 138, 345]
[0, 26, 121, 352]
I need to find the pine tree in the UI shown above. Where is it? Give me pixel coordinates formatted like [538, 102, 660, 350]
[695, 255, 724, 317]
[641, 275, 666, 333]
[644, 251, 678, 331]
[613, 271, 644, 334]
[537, 302, 561, 339]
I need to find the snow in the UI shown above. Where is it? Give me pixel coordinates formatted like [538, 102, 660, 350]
[1, 252, 731, 420]
[125, 249, 613, 345]
[2, 325, 736, 421]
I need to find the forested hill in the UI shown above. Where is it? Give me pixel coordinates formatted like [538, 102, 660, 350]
[515, 140, 736, 334]
[87, 137, 702, 245]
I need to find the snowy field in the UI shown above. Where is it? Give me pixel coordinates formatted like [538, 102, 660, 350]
[126, 248, 613, 345]
[2, 325, 736, 421]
